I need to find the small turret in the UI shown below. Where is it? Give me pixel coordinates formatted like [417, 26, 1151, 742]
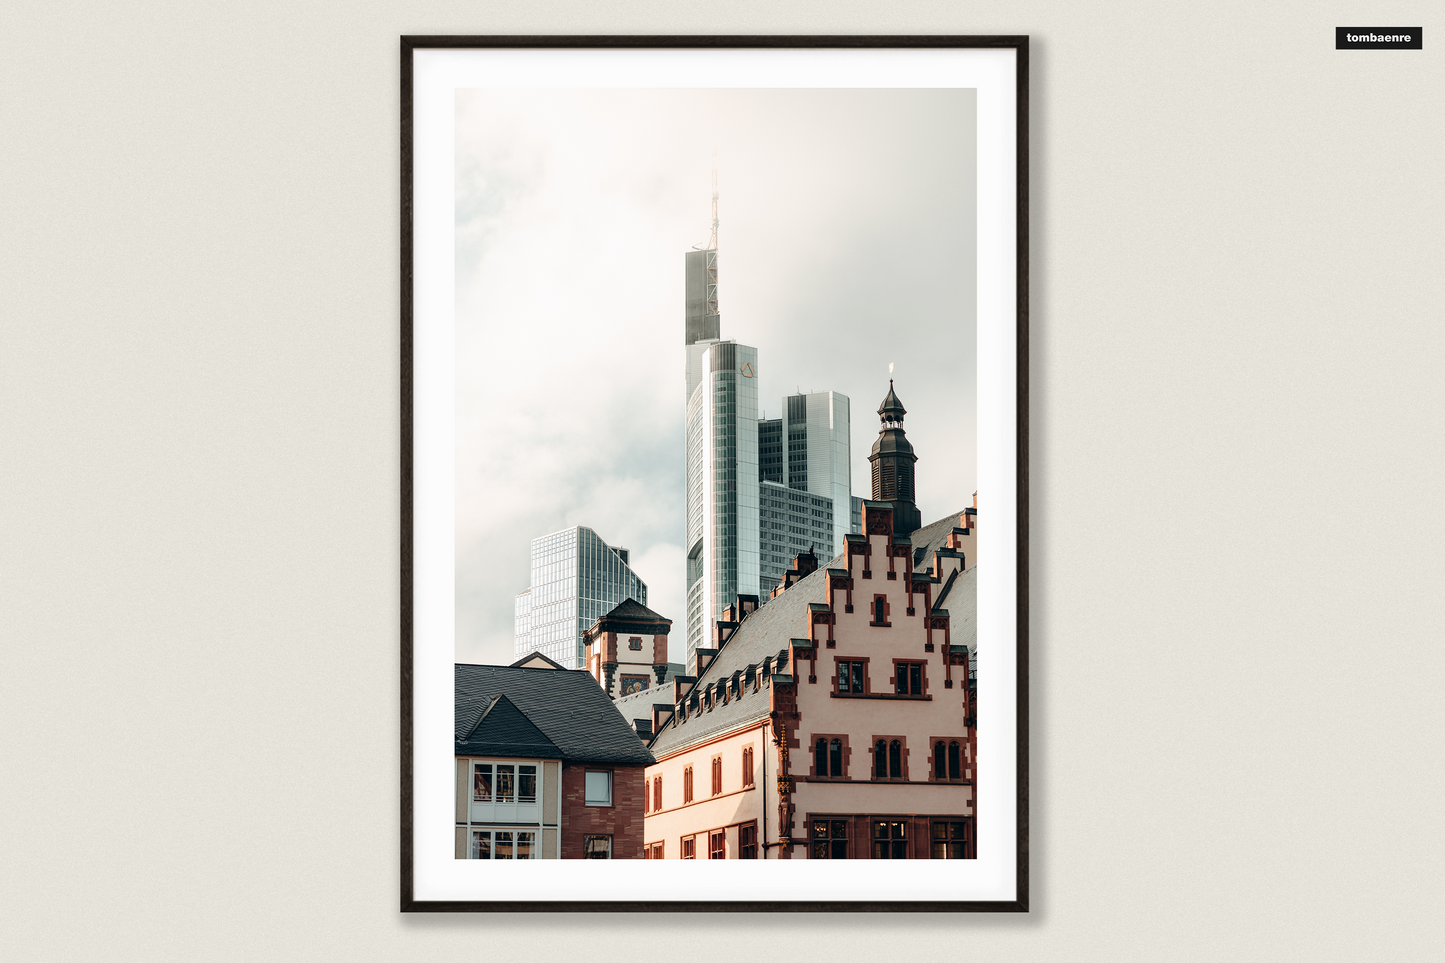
[868, 380, 921, 533]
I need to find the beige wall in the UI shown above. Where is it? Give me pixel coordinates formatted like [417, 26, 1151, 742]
[590, 630, 666, 697]
[644, 725, 767, 857]
[612, 630, 658, 694]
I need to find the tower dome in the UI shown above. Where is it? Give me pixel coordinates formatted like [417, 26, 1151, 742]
[867, 380, 921, 533]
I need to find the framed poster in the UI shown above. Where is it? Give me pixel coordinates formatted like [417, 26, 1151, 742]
[403, 35, 1028, 911]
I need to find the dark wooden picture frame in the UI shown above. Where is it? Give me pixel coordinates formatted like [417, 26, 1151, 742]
[401, 34, 1028, 912]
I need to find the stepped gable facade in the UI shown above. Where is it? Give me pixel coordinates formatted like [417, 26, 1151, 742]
[641, 503, 977, 859]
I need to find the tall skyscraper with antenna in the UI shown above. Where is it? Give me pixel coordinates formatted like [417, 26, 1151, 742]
[681, 168, 851, 672]
[684, 167, 759, 671]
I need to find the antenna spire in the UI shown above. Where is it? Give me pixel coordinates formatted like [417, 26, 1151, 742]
[705, 150, 719, 319]
[708, 148, 719, 252]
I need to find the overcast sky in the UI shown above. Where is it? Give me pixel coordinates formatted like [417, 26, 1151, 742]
[454, 87, 977, 666]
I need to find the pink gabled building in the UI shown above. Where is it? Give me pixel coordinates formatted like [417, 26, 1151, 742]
[640, 382, 979, 860]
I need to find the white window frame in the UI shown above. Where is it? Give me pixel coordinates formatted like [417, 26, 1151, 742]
[584, 769, 613, 807]
[459, 757, 559, 859]
[469, 828, 538, 860]
[471, 761, 494, 803]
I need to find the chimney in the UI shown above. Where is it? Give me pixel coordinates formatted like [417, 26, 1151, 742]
[794, 549, 819, 580]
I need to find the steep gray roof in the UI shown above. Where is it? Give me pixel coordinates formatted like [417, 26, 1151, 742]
[600, 597, 671, 624]
[456, 693, 564, 759]
[648, 509, 976, 758]
[455, 664, 655, 766]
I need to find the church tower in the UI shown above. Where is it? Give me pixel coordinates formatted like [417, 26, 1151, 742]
[867, 380, 922, 534]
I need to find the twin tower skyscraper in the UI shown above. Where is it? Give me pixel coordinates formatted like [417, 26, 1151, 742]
[682, 232, 854, 672]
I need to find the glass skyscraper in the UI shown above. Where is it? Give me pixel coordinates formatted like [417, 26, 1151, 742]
[513, 526, 648, 670]
[684, 339, 759, 670]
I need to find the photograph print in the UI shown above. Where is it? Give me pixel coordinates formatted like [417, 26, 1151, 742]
[405, 38, 1025, 910]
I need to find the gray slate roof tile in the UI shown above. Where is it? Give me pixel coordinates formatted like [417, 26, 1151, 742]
[455, 664, 655, 766]
[456, 693, 565, 759]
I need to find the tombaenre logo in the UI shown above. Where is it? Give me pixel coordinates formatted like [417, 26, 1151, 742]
[1336, 27, 1422, 49]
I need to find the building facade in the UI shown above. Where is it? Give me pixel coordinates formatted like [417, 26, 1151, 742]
[642, 503, 977, 859]
[514, 526, 648, 670]
[455, 659, 655, 859]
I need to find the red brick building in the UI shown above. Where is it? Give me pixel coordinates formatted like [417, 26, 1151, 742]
[455, 656, 655, 859]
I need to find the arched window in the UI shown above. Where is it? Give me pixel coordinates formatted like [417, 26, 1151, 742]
[934, 741, 947, 779]
[889, 740, 902, 778]
[948, 741, 961, 780]
[875, 740, 888, 778]
[829, 739, 843, 777]
[815, 739, 828, 776]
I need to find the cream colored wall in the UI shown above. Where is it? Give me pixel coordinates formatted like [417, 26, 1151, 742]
[643, 724, 766, 857]
[951, 526, 977, 571]
[612, 631, 657, 692]
[792, 780, 972, 824]
[455, 758, 467, 823]
[543, 760, 560, 816]
[593, 630, 664, 697]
